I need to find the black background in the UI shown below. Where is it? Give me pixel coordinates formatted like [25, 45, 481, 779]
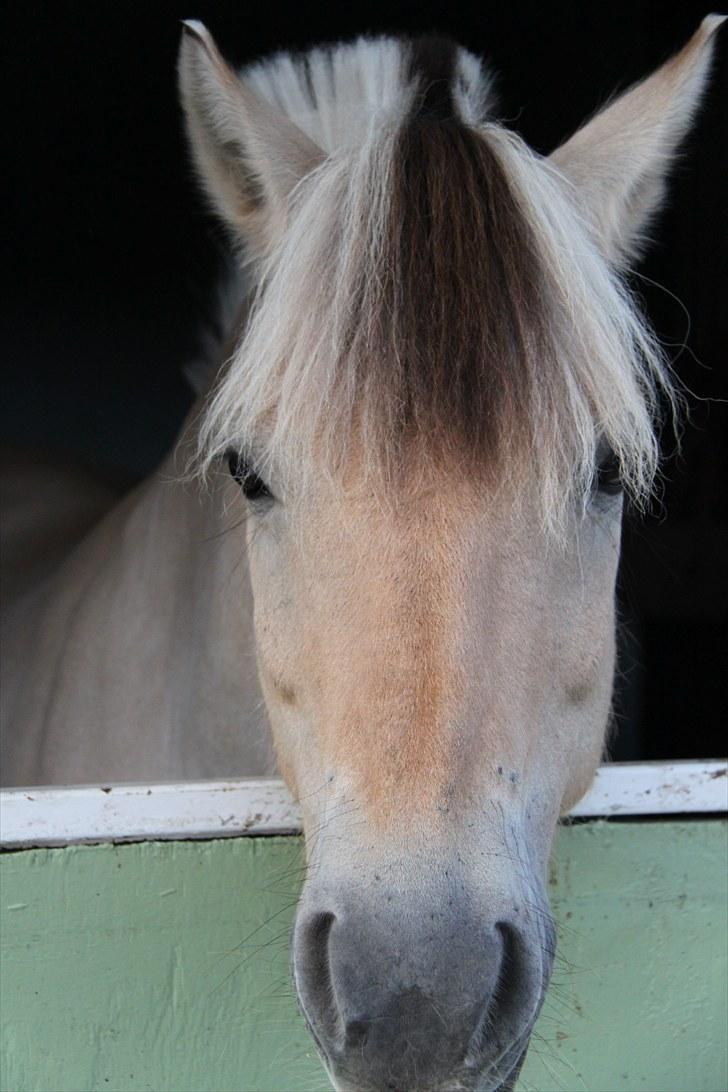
[3, 2, 726, 760]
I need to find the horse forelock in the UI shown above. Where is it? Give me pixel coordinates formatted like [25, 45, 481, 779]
[197, 35, 673, 531]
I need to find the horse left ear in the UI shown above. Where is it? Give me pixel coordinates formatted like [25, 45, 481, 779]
[178, 21, 323, 257]
[550, 15, 725, 267]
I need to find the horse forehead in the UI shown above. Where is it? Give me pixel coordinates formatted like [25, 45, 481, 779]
[299, 471, 539, 577]
[286, 482, 555, 698]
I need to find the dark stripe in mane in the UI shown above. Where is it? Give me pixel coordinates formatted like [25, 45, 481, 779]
[407, 36, 458, 121]
[300, 52, 317, 107]
[350, 114, 548, 471]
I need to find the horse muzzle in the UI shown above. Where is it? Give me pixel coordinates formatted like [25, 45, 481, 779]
[292, 868, 554, 1092]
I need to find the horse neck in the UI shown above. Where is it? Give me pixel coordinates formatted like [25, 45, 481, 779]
[4, 418, 268, 784]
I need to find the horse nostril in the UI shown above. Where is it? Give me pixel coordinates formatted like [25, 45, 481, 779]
[495, 921, 525, 998]
[467, 922, 535, 1065]
[296, 911, 339, 1040]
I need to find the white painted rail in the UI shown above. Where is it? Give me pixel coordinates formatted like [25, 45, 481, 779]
[572, 759, 726, 817]
[0, 760, 725, 849]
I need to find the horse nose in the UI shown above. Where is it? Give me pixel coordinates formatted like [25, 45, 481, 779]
[294, 907, 544, 1090]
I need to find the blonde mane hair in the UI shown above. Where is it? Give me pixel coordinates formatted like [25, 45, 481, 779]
[196, 36, 674, 529]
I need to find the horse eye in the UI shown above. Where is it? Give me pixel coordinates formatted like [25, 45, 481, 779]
[594, 449, 623, 497]
[226, 451, 273, 502]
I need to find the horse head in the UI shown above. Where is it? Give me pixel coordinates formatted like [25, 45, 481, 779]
[179, 19, 723, 1090]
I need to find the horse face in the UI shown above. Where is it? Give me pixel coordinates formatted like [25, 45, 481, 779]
[236, 469, 620, 1089]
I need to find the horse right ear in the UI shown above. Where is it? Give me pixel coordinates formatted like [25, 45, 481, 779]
[550, 16, 724, 267]
[178, 21, 323, 257]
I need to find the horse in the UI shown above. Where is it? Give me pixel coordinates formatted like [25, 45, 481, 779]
[1, 15, 723, 1092]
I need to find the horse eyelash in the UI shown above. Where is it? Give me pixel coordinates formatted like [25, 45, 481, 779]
[594, 449, 623, 496]
[225, 450, 275, 502]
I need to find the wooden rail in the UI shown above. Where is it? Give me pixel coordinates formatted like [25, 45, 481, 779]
[1, 759, 725, 848]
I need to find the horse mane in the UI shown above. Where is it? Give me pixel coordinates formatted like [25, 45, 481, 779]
[197, 35, 673, 530]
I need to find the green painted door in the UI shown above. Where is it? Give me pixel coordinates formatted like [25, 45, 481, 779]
[2, 821, 726, 1092]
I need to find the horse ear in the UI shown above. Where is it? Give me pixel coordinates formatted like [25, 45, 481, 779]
[178, 21, 323, 256]
[550, 15, 725, 267]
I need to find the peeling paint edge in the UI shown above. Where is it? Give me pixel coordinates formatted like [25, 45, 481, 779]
[0, 761, 725, 849]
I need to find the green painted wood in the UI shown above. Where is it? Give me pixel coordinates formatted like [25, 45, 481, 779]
[1, 821, 726, 1092]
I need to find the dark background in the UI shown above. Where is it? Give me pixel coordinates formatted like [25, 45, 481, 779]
[3, 2, 726, 760]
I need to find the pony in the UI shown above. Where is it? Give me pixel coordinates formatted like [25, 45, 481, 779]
[1, 15, 723, 1091]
